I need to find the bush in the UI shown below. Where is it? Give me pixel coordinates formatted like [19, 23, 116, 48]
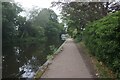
[83, 11, 120, 77]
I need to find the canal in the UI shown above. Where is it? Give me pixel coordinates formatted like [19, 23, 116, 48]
[2, 40, 63, 78]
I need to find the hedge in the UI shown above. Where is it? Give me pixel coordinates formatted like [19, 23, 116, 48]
[83, 11, 120, 77]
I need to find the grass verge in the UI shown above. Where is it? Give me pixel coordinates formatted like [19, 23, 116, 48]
[79, 41, 116, 78]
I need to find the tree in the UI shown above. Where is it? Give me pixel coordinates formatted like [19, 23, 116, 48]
[61, 2, 108, 38]
[28, 8, 64, 54]
[51, 0, 118, 38]
[2, 2, 22, 44]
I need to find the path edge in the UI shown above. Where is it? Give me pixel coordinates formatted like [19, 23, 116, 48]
[74, 40, 97, 78]
[34, 40, 67, 79]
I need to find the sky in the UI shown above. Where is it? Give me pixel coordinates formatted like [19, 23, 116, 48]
[14, 0, 61, 16]
[14, 0, 120, 22]
[14, 0, 120, 15]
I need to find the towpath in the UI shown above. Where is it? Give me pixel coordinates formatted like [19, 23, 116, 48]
[41, 38, 96, 78]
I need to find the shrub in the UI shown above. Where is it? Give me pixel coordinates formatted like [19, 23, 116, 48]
[83, 11, 120, 77]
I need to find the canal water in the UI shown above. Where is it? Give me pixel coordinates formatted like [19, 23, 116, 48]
[2, 41, 63, 78]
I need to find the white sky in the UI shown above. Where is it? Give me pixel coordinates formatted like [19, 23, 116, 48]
[14, 0, 120, 22]
[14, 0, 61, 16]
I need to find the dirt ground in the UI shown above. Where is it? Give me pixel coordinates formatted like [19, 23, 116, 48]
[41, 38, 96, 78]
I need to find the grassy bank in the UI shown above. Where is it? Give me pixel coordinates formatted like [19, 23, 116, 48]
[79, 41, 116, 78]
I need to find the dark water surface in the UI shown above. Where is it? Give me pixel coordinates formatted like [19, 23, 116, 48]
[2, 41, 62, 78]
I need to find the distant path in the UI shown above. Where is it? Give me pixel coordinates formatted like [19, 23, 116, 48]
[41, 38, 95, 78]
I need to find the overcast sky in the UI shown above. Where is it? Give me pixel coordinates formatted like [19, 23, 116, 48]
[14, 0, 120, 21]
[14, 0, 61, 16]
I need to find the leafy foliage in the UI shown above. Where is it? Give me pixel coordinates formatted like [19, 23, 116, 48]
[2, 2, 22, 43]
[83, 11, 120, 77]
[2, 2, 64, 54]
[60, 2, 109, 37]
[2, 2, 64, 78]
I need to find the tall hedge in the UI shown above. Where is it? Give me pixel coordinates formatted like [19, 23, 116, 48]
[83, 11, 120, 77]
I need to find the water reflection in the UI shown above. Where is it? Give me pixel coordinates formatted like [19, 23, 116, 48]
[2, 42, 47, 78]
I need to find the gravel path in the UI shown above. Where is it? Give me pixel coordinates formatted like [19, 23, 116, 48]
[41, 38, 94, 78]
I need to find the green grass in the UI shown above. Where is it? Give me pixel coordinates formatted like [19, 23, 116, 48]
[34, 71, 43, 79]
[79, 41, 116, 78]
